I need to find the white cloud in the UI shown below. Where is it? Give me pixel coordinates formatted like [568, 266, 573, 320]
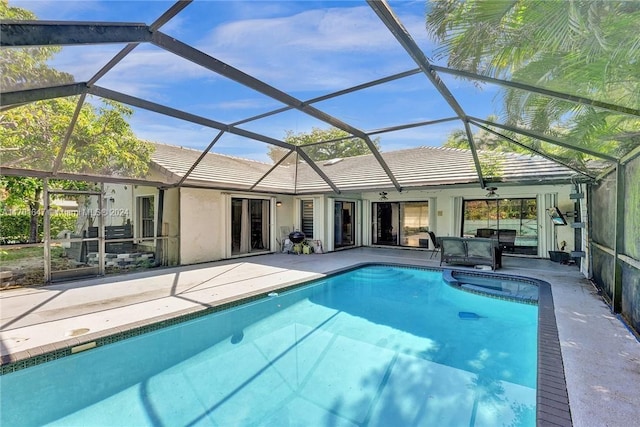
[212, 136, 274, 162]
[19, 0, 461, 150]
[130, 117, 216, 149]
[11, 0, 106, 20]
[52, 45, 221, 101]
[41, 2, 436, 100]
[110, 47, 212, 79]
[374, 120, 465, 150]
[196, 5, 420, 91]
[210, 7, 393, 52]
[214, 98, 280, 111]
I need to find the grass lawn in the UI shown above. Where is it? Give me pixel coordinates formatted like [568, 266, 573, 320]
[1, 245, 157, 288]
[1, 246, 69, 288]
[1, 245, 64, 262]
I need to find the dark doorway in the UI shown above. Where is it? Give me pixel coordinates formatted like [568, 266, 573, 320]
[334, 201, 355, 248]
[374, 202, 397, 245]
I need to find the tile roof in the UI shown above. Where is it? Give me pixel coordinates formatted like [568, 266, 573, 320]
[150, 143, 578, 193]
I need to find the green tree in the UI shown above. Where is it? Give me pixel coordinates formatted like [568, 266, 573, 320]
[1, 99, 153, 175]
[427, 0, 640, 169]
[268, 127, 381, 165]
[1, 1, 153, 242]
[0, 98, 153, 243]
[444, 115, 507, 151]
[0, 0, 73, 90]
[1, 177, 42, 243]
[443, 115, 507, 180]
[0, 176, 96, 242]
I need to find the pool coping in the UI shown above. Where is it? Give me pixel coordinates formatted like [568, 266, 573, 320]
[0, 262, 572, 426]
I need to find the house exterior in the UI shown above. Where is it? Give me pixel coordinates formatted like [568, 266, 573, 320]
[95, 143, 585, 275]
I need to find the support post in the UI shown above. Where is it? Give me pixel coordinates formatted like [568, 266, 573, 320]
[612, 163, 625, 312]
[98, 183, 105, 276]
[43, 178, 51, 284]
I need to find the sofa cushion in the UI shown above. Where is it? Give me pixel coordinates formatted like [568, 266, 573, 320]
[443, 239, 466, 256]
[466, 239, 493, 258]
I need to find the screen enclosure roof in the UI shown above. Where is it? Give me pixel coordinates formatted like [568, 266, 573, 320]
[1, 0, 639, 194]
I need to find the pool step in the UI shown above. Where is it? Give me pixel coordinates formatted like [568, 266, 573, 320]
[351, 269, 413, 281]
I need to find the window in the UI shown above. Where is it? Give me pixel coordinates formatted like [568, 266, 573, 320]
[301, 200, 314, 239]
[138, 196, 155, 238]
[462, 198, 538, 255]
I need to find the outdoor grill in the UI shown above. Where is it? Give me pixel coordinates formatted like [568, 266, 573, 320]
[288, 231, 306, 244]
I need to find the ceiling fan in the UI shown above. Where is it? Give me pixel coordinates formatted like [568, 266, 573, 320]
[485, 187, 499, 198]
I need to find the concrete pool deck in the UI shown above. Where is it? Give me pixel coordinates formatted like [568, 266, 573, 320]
[1, 247, 639, 426]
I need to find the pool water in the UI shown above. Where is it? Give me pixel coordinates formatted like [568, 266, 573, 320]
[1, 265, 538, 426]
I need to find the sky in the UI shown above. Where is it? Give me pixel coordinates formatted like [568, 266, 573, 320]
[11, 0, 501, 162]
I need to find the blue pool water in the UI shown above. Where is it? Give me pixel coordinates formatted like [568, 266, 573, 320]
[1, 266, 538, 426]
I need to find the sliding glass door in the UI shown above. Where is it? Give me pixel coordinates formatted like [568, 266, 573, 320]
[462, 198, 538, 255]
[231, 198, 270, 255]
[372, 202, 429, 248]
[374, 202, 398, 245]
[334, 201, 355, 248]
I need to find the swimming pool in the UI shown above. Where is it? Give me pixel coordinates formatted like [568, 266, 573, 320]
[1, 265, 539, 426]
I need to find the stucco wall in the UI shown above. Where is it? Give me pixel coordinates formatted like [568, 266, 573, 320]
[179, 188, 225, 264]
[172, 185, 574, 264]
[81, 181, 584, 277]
[163, 187, 180, 266]
[360, 183, 576, 257]
[271, 183, 575, 257]
[99, 183, 135, 227]
[275, 195, 295, 246]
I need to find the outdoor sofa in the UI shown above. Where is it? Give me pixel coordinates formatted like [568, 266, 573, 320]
[440, 237, 501, 270]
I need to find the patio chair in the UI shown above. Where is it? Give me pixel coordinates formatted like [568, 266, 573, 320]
[497, 229, 517, 252]
[475, 228, 495, 238]
[428, 231, 441, 259]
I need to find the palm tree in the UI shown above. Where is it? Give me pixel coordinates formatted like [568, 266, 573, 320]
[426, 0, 640, 170]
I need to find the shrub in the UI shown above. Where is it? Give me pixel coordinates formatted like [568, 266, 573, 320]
[0, 214, 77, 244]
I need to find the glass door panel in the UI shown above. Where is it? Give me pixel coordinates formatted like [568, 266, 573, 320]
[462, 198, 538, 255]
[335, 201, 355, 248]
[373, 201, 428, 247]
[231, 198, 270, 255]
[373, 202, 398, 245]
[400, 202, 429, 248]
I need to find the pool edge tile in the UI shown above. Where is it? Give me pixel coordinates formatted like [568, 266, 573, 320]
[537, 279, 573, 426]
